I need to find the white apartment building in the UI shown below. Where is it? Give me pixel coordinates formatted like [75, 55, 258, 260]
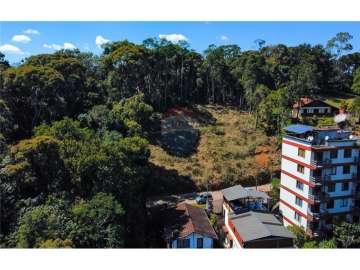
[279, 124, 360, 237]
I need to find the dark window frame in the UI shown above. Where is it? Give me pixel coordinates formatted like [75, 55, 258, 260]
[327, 200, 335, 209]
[344, 149, 352, 158]
[296, 181, 304, 190]
[330, 150, 338, 159]
[297, 164, 305, 174]
[197, 238, 203, 248]
[298, 148, 305, 158]
[342, 182, 349, 191]
[343, 165, 351, 175]
[177, 238, 190, 248]
[328, 183, 336, 192]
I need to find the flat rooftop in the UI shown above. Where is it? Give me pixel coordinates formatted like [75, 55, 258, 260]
[284, 124, 357, 146]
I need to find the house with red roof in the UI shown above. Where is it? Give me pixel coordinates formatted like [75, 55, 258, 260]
[164, 203, 218, 248]
[292, 98, 339, 118]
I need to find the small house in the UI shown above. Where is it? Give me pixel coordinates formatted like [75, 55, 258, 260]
[164, 203, 218, 248]
[292, 98, 339, 118]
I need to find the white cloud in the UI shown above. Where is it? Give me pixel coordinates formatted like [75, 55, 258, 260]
[43, 42, 77, 50]
[43, 43, 62, 50]
[220, 35, 229, 41]
[24, 29, 40, 35]
[0, 44, 24, 55]
[158, 34, 188, 43]
[63, 42, 76, 50]
[95, 35, 111, 48]
[12, 34, 31, 43]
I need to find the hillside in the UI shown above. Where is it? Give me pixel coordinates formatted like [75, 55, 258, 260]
[149, 105, 281, 194]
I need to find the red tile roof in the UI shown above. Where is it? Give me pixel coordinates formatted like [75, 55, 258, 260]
[293, 97, 314, 109]
[174, 203, 218, 239]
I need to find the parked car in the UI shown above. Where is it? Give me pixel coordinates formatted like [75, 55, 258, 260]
[196, 193, 213, 204]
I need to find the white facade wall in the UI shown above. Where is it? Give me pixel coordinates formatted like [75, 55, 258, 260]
[281, 159, 311, 180]
[282, 142, 311, 164]
[280, 189, 309, 228]
[281, 173, 310, 199]
[171, 233, 214, 248]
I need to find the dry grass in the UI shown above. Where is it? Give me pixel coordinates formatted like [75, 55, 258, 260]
[149, 105, 281, 191]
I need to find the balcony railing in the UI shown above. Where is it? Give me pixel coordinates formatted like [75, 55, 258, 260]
[309, 175, 331, 185]
[308, 194, 321, 203]
[309, 192, 330, 202]
[310, 159, 332, 167]
[307, 208, 329, 220]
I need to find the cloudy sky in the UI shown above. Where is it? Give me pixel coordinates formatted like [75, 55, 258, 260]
[1, 21, 360, 63]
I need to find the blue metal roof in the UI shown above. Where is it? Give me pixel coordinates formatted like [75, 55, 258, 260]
[284, 124, 314, 134]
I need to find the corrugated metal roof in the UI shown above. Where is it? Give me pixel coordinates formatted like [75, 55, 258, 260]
[221, 185, 269, 202]
[284, 124, 314, 134]
[229, 211, 294, 242]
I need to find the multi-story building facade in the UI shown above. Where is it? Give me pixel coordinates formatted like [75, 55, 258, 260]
[279, 124, 360, 237]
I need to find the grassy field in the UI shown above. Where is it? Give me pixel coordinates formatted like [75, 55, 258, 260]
[149, 105, 281, 194]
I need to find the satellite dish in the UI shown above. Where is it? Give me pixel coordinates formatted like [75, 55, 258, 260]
[325, 136, 329, 141]
[334, 113, 348, 124]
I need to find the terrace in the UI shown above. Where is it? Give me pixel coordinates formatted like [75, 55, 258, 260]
[221, 185, 270, 214]
[284, 124, 357, 148]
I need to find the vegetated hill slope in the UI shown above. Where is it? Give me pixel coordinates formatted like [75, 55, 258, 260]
[149, 105, 281, 194]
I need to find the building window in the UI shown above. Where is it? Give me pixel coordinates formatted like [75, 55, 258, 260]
[297, 164, 305, 174]
[330, 166, 337, 175]
[341, 199, 349, 208]
[344, 149, 352, 158]
[343, 165, 351, 175]
[296, 181, 304, 190]
[342, 182, 349, 191]
[328, 183, 336, 192]
[197, 238, 203, 248]
[295, 197, 303, 207]
[298, 148, 305, 158]
[177, 239, 190, 248]
[327, 200, 334, 209]
[294, 212, 302, 222]
[314, 152, 323, 162]
[330, 150, 338, 159]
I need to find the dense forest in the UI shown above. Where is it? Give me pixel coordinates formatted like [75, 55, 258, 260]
[1, 32, 360, 248]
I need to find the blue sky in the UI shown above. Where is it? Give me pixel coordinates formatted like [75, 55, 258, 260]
[1, 22, 360, 64]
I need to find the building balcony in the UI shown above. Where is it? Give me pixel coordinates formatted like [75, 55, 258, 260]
[310, 159, 332, 167]
[307, 209, 329, 221]
[309, 192, 330, 203]
[308, 194, 321, 203]
[309, 175, 331, 185]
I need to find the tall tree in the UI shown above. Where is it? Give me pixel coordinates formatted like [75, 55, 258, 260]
[326, 32, 353, 57]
